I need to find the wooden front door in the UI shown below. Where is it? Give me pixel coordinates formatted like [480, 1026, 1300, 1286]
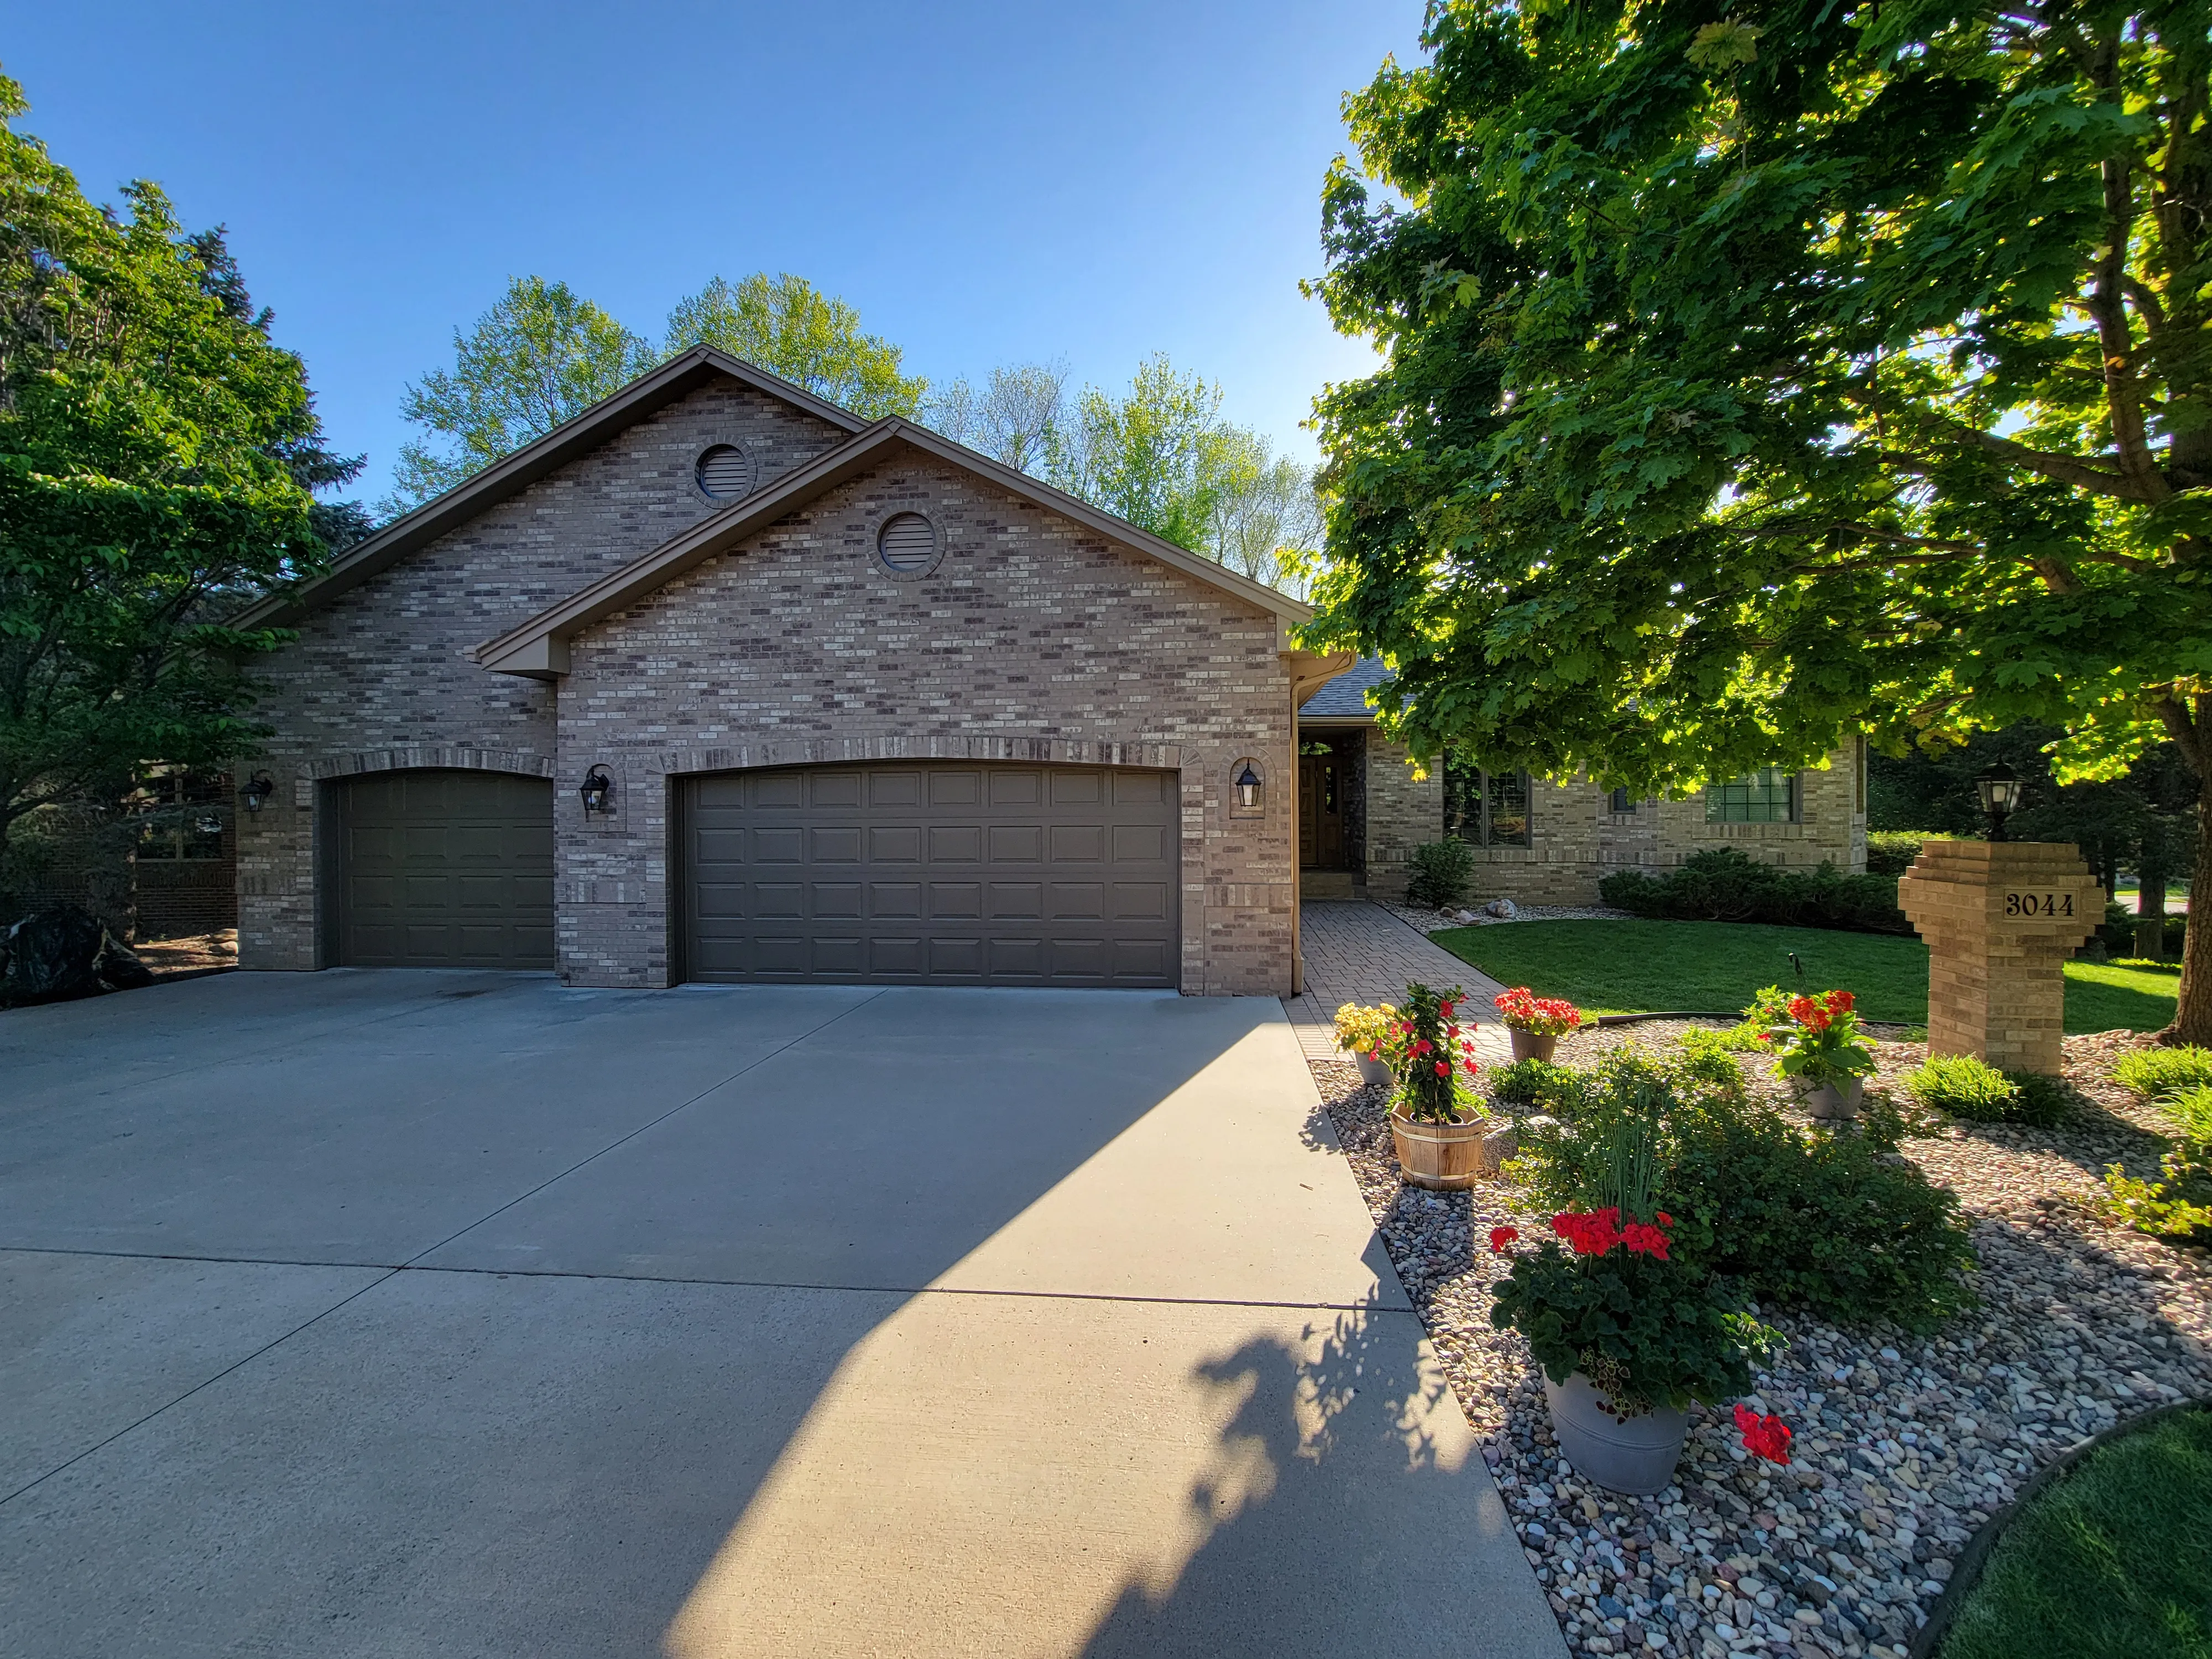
[1299, 750, 1348, 869]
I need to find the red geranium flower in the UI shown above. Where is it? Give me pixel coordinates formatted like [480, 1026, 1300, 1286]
[1733, 1403, 1793, 1464]
[1620, 1220, 1672, 1260]
[1489, 1226, 1519, 1253]
[1551, 1208, 1624, 1256]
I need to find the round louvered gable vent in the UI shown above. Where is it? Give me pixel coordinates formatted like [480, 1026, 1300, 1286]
[877, 513, 939, 573]
[694, 444, 754, 502]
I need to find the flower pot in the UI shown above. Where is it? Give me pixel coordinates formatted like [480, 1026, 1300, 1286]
[1389, 1108, 1492, 1190]
[1509, 1030, 1558, 1064]
[1353, 1051, 1395, 1089]
[1544, 1371, 1690, 1496]
[1801, 1077, 1865, 1123]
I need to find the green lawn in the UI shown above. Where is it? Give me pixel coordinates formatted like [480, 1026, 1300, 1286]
[1936, 1407, 2212, 1659]
[1428, 920, 2178, 1032]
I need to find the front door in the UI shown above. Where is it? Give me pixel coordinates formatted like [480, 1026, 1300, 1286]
[1298, 748, 1347, 869]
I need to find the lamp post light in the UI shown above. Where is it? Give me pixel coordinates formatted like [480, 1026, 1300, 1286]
[1976, 761, 2023, 842]
[1234, 762, 1262, 811]
[580, 765, 614, 816]
[241, 771, 275, 814]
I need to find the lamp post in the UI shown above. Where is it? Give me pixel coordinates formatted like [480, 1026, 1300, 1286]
[1975, 761, 2022, 842]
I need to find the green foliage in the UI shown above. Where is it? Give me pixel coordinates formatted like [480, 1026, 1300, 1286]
[1042, 354, 1321, 593]
[384, 276, 654, 513]
[0, 71, 347, 851]
[2112, 1046, 2212, 1100]
[1599, 849, 1908, 935]
[1489, 1238, 1780, 1414]
[1305, 1, 2212, 1033]
[1672, 1030, 1747, 1097]
[1392, 980, 1478, 1122]
[1405, 838, 1475, 909]
[2102, 1081, 2212, 1242]
[1864, 833, 1927, 878]
[1515, 1047, 1978, 1331]
[1487, 1056, 1586, 1115]
[1937, 1406, 2212, 1659]
[665, 272, 925, 420]
[1903, 1055, 2068, 1128]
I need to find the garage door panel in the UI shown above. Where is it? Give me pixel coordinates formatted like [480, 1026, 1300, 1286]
[684, 763, 1178, 989]
[336, 770, 554, 970]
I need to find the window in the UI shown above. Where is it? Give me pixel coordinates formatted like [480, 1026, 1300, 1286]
[134, 771, 226, 860]
[1443, 762, 1531, 847]
[1704, 768, 1798, 823]
[1608, 786, 1636, 814]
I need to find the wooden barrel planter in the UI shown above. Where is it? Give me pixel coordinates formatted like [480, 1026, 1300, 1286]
[1390, 1110, 1493, 1190]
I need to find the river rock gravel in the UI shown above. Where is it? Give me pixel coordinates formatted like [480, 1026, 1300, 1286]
[1311, 1027, 2212, 1659]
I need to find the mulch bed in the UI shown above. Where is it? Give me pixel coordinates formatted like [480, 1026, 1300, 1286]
[1310, 1027, 2212, 1659]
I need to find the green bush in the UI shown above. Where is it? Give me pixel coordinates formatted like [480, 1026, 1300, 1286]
[2103, 1083, 2212, 1241]
[1487, 1057, 1586, 1115]
[2113, 1045, 2212, 1100]
[1597, 848, 1910, 935]
[1406, 839, 1476, 909]
[1514, 1047, 1978, 1331]
[1903, 1054, 2069, 1127]
[1864, 831, 1928, 877]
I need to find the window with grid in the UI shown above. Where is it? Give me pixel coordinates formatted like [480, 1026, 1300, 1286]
[1703, 768, 1798, 823]
[1608, 787, 1636, 814]
[133, 772, 226, 860]
[1443, 762, 1532, 847]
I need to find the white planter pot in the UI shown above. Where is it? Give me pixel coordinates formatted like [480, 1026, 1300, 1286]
[1801, 1077, 1866, 1122]
[1544, 1371, 1689, 1496]
[1353, 1051, 1394, 1088]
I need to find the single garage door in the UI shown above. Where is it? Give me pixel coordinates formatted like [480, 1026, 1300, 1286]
[683, 762, 1179, 988]
[331, 769, 555, 968]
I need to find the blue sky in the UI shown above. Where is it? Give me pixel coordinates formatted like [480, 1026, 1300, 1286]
[3, 1, 1423, 508]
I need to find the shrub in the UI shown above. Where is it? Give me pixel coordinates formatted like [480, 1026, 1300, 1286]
[1864, 832, 1928, 878]
[1514, 1048, 1978, 1330]
[1598, 848, 1911, 935]
[1406, 839, 1475, 909]
[2113, 1045, 2212, 1100]
[1903, 1054, 2069, 1127]
[2102, 1082, 2212, 1241]
[1673, 1029, 1749, 1097]
[1489, 1057, 1586, 1115]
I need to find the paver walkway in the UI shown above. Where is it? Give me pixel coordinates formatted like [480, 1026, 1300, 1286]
[1284, 900, 1514, 1067]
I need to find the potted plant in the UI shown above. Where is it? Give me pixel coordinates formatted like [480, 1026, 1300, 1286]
[1332, 1001, 1403, 1088]
[1494, 986, 1584, 1062]
[1387, 981, 1490, 1188]
[1758, 987, 1876, 1121]
[1489, 1113, 1786, 1494]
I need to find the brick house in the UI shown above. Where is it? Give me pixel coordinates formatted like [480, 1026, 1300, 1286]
[1295, 659, 1869, 904]
[229, 349, 1345, 995]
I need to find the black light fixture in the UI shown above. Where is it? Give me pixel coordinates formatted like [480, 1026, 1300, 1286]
[1976, 761, 2023, 842]
[1234, 762, 1262, 810]
[242, 771, 275, 814]
[580, 765, 614, 816]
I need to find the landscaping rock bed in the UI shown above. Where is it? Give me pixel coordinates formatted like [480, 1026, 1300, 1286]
[1312, 1029, 2212, 1659]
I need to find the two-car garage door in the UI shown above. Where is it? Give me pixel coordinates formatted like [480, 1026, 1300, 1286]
[681, 763, 1180, 988]
[328, 761, 1181, 988]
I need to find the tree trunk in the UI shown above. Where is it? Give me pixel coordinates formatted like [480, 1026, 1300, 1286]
[2135, 841, 2169, 961]
[2166, 777, 2212, 1046]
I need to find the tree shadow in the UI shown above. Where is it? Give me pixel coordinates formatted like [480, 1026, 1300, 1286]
[1071, 1303, 1562, 1658]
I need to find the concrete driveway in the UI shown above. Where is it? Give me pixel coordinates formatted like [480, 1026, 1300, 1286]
[1, 972, 1562, 1658]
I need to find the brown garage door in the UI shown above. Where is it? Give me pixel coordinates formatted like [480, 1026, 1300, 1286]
[682, 763, 1180, 988]
[331, 770, 555, 968]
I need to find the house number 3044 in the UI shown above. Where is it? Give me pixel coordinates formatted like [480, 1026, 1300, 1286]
[2004, 892, 2074, 917]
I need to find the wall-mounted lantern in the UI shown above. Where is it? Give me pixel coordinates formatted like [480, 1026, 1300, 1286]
[242, 771, 275, 814]
[1235, 763, 1263, 810]
[580, 765, 615, 816]
[1975, 761, 2022, 843]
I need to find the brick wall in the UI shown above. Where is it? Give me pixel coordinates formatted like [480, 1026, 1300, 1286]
[1359, 736, 1443, 900]
[556, 451, 1296, 993]
[236, 379, 849, 969]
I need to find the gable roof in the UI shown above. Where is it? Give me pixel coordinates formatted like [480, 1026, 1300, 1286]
[1298, 655, 1390, 720]
[231, 347, 870, 630]
[472, 416, 1313, 679]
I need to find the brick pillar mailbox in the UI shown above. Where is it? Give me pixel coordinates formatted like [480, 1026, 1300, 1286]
[1898, 841, 2105, 1074]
